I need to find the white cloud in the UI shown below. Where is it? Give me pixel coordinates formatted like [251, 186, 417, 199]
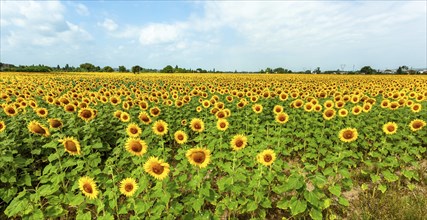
[76, 3, 90, 16]
[139, 23, 187, 45]
[98, 18, 118, 32]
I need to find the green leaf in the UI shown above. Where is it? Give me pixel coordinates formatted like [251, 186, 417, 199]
[338, 197, 349, 207]
[309, 208, 323, 220]
[328, 185, 341, 197]
[286, 174, 304, 191]
[361, 183, 369, 191]
[192, 197, 204, 212]
[5, 197, 29, 217]
[45, 205, 63, 217]
[276, 199, 289, 210]
[378, 184, 387, 193]
[304, 191, 321, 208]
[28, 208, 44, 220]
[98, 213, 114, 220]
[289, 197, 307, 216]
[69, 194, 85, 206]
[76, 211, 92, 220]
[246, 200, 258, 212]
[370, 174, 381, 183]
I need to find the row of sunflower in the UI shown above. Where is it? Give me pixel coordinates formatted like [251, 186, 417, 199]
[0, 72, 426, 219]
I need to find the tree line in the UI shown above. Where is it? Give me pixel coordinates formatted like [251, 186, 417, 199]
[0, 62, 425, 74]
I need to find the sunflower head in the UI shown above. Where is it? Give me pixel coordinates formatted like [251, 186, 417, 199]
[126, 123, 142, 138]
[216, 118, 229, 131]
[252, 104, 263, 114]
[114, 110, 122, 119]
[174, 130, 188, 145]
[64, 104, 77, 113]
[323, 108, 336, 120]
[125, 138, 147, 156]
[0, 121, 5, 133]
[78, 108, 95, 122]
[138, 111, 152, 124]
[28, 120, 50, 137]
[190, 118, 205, 133]
[275, 112, 289, 124]
[230, 134, 248, 151]
[338, 109, 348, 117]
[257, 149, 276, 167]
[186, 147, 211, 168]
[409, 119, 426, 132]
[339, 128, 358, 143]
[120, 111, 131, 122]
[59, 137, 81, 155]
[152, 120, 168, 136]
[273, 105, 283, 114]
[4, 105, 18, 117]
[144, 157, 170, 180]
[48, 118, 63, 129]
[383, 122, 398, 135]
[411, 103, 422, 113]
[36, 107, 48, 118]
[120, 178, 138, 197]
[352, 106, 362, 115]
[78, 176, 99, 199]
[150, 107, 161, 117]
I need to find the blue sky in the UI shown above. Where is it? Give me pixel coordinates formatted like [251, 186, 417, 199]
[1, 1, 426, 71]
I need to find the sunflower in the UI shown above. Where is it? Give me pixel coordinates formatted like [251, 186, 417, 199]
[48, 118, 63, 129]
[125, 138, 147, 156]
[380, 99, 390, 108]
[362, 103, 372, 113]
[64, 104, 77, 113]
[110, 96, 121, 105]
[323, 100, 334, 109]
[323, 108, 336, 120]
[78, 108, 95, 122]
[383, 122, 398, 135]
[196, 106, 202, 112]
[215, 110, 227, 119]
[256, 149, 276, 167]
[202, 100, 211, 108]
[138, 111, 152, 124]
[150, 107, 161, 117]
[59, 137, 81, 155]
[389, 101, 399, 110]
[411, 103, 422, 113]
[338, 128, 358, 143]
[273, 105, 283, 114]
[120, 111, 131, 122]
[126, 123, 142, 138]
[120, 178, 138, 197]
[216, 119, 229, 131]
[190, 118, 205, 133]
[275, 112, 289, 124]
[351, 106, 362, 115]
[35, 107, 48, 118]
[78, 176, 99, 199]
[252, 104, 263, 114]
[28, 120, 50, 137]
[144, 157, 170, 180]
[0, 121, 5, 133]
[181, 119, 187, 126]
[113, 110, 122, 119]
[174, 130, 188, 144]
[152, 120, 168, 136]
[338, 109, 348, 117]
[186, 147, 211, 168]
[313, 104, 322, 112]
[409, 119, 426, 132]
[230, 134, 248, 151]
[4, 105, 18, 117]
[303, 103, 313, 112]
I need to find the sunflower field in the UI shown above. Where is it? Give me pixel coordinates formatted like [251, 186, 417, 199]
[0, 72, 426, 219]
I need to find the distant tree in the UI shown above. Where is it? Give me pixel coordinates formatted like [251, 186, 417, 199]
[265, 67, 273, 74]
[360, 66, 376, 74]
[103, 66, 114, 72]
[132, 65, 141, 74]
[79, 63, 96, 72]
[305, 70, 311, 74]
[118, 66, 127, 72]
[161, 65, 174, 73]
[396, 65, 409, 74]
[274, 67, 285, 73]
[64, 64, 70, 71]
[313, 67, 321, 74]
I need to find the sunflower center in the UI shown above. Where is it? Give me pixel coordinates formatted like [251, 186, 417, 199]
[142, 116, 149, 122]
[387, 125, 395, 132]
[152, 163, 164, 174]
[413, 105, 419, 110]
[264, 154, 272, 162]
[157, 125, 164, 132]
[194, 123, 201, 129]
[152, 109, 159, 115]
[8, 108, 15, 114]
[0, 124, 3, 129]
[33, 124, 46, 134]
[131, 142, 142, 152]
[82, 110, 92, 118]
[412, 122, 422, 129]
[67, 106, 75, 111]
[220, 122, 226, 128]
[177, 134, 184, 140]
[343, 130, 354, 139]
[325, 111, 333, 117]
[296, 102, 302, 107]
[65, 140, 77, 152]
[355, 108, 360, 113]
[125, 183, 134, 192]
[122, 115, 128, 120]
[255, 107, 260, 111]
[51, 120, 61, 128]
[235, 139, 244, 148]
[39, 110, 45, 114]
[130, 128, 138, 134]
[192, 152, 206, 163]
[83, 183, 93, 193]
[217, 113, 224, 118]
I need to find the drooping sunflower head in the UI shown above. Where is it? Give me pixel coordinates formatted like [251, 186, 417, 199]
[174, 130, 188, 144]
[0, 121, 5, 133]
[190, 118, 205, 133]
[383, 122, 398, 135]
[59, 137, 81, 155]
[126, 123, 142, 138]
[48, 118, 63, 129]
[230, 134, 248, 151]
[186, 147, 211, 168]
[64, 104, 77, 113]
[120, 178, 138, 197]
[78, 176, 99, 199]
[113, 110, 122, 119]
[389, 101, 399, 110]
[138, 111, 151, 125]
[125, 138, 147, 156]
[257, 149, 276, 167]
[323, 108, 336, 120]
[216, 118, 229, 131]
[275, 112, 289, 124]
[152, 120, 168, 136]
[409, 119, 426, 132]
[78, 108, 95, 122]
[4, 105, 18, 117]
[28, 120, 50, 137]
[35, 107, 48, 118]
[338, 128, 358, 143]
[252, 104, 263, 114]
[144, 157, 170, 180]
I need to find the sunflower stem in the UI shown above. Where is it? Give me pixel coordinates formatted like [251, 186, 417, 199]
[231, 152, 236, 185]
